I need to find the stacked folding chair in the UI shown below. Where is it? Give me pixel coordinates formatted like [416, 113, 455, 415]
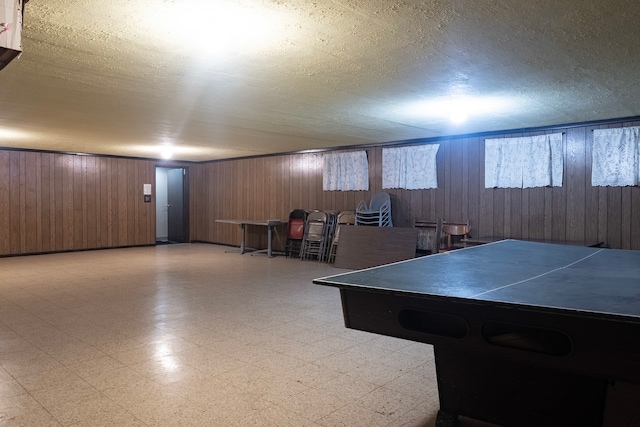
[322, 211, 338, 261]
[300, 211, 329, 261]
[285, 209, 308, 258]
[355, 192, 393, 227]
[328, 210, 356, 263]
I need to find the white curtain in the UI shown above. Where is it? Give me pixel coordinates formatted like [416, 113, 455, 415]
[323, 151, 369, 191]
[592, 126, 640, 186]
[485, 133, 563, 188]
[382, 144, 439, 190]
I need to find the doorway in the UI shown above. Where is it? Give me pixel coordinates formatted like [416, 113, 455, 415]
[156, 167, 188, 243]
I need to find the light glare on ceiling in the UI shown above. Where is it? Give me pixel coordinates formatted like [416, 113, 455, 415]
[450, 111, 468, 124]
[404, 96, 516, 124]
[141, 1, 287, 56]
[160, 145, 173, 160]
[128, 143, 218, 160]
[0, 127, 32, 140]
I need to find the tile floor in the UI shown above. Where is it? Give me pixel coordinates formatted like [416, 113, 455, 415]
[0, 243, 637, 426]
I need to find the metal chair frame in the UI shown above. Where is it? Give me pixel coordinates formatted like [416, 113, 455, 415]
[356, 192, 393, 227]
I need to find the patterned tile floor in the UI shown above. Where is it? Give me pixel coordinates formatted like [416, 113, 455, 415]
[0, 243, 637, 426]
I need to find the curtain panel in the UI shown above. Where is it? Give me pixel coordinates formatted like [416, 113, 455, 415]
[322, 151, 369, 191]
[592, 126, 640, 187]
[382, 144, 439, 190]
[485, 133, 563, 188]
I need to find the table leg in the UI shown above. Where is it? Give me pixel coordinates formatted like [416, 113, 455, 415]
[267, 224, 273, 258]
[224, 223, 249, 254]
[251, 223, 284, 257]
[240, 223, 246, 254]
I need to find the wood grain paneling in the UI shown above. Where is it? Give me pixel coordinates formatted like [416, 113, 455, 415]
[3, 119, 639, 256]
[190, 120, 640, 251]
[632, 187, 640, 250]
[0, 151, 9, 254]
[0, 150, 156, 256]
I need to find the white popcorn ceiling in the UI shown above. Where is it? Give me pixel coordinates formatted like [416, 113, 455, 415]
[0, 0, 639, 161]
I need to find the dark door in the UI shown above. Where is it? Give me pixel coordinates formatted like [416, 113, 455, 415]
[167, 168, 185, 243]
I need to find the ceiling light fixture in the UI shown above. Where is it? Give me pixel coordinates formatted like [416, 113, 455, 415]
[0, 127, 31, 140]
[449, 111, 469, 124]
[128, 143, 225, 161]
[403, 95, 516, 124]
[140, 1, 287, 56]
[160, 144, 173, 160]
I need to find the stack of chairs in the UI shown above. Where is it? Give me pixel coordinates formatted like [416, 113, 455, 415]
[356, 192, 393, 227]
[328, 210, 356, 263]
[285, 209, 308, 258]
[300, 210, 337, 262]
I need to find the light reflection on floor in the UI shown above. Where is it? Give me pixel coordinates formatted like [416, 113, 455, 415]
[0, 243, 637, 426]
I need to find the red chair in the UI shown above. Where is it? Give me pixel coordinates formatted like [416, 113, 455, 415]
[285, 209, 308, 258]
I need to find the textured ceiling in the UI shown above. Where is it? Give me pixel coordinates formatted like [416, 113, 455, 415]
[1, 0, 639, 161]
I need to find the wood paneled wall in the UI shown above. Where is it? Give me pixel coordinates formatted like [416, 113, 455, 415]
[190, 119, 640, 251]
[3, 118, 638, 256]
[0, 150, 156, 256]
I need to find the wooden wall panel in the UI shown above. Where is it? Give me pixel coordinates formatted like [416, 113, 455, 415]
[527, 188, 543, 239]
[6, 118, 640, 256]
[565, 127, 586, 242]
[0, 151, 9, 255]
[40, 154, 52, 253]
[116, 159, 127, 247]
[584, 126, 599, 244]
[25, 152, 38, 253]
[0, 150, 155, 256]
[9, 152, 21, 254]
[52, 154, 64, 252]
[61, 154, 73, 249]
[190, 119, 640, 251]
[467, 137, 481, 237]
[607, 186, 622, 249]
[632, 187, 640, 250]
[126, 160, 135, 247]
[86, 156, 97, 248]
[627, 120, 640, 250]
[73, 156, 84, 249]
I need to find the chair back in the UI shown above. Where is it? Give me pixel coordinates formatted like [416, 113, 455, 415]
[440, 222, 471, 251]
[356, 193, 393, 227]
[337, 210, 355, 225]
[369, 192, 390, 211]
[289, 209, 308, 220]
[285, 209, 310, 258]
[287, 218, 305, 240]
[441, 224, 471, 237]
[304, 211, 328, 242]
[306, 211, 327, 224]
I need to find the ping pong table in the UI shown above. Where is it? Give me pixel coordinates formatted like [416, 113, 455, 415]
[313, 240, 640, 426]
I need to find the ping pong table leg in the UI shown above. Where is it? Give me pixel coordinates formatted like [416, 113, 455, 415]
[435, 410, 458, 426]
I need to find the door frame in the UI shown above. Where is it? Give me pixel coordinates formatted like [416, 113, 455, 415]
[155, 165, 190, 243]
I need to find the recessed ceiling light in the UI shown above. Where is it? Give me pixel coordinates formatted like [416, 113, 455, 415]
[128, 143, 226, 160]
[160, 144, 173, 159]
[450, 111, 468, 124]
[402, 95, 515, 124]
[139, 1, 289, 56]
[0, 127, 31, 140]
